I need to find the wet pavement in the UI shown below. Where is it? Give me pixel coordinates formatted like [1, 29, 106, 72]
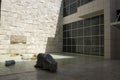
[0, 53, 120, 80]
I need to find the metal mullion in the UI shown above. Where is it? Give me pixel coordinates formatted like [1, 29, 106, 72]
[98, 15, 101, 56]
[90, 17, 92, 55]
[66, 30, 67, 52]
[83, 19, 85, 55]
[75, 21, 78, 53]
[70, 23, 72, 52]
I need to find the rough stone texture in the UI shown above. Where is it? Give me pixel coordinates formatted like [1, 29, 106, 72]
[0, 0, 63, 54]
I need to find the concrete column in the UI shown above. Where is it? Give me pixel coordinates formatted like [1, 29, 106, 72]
[104, 0, 111, 59]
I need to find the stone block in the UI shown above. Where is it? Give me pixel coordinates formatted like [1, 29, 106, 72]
[10, 35, 27, 44]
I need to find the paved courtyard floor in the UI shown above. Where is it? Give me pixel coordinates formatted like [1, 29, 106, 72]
[0, 53, 120, 80]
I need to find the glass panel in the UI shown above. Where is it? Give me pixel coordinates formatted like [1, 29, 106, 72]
[71, 38, 77, 45]
[63, 39, 67, 45]
[78, 0, 81, 6]
[81, 0, 85, 5]
[77, 46, 83, 53]
[84, 18, 91, 27]
[72, 30, 77, 37]
[63, 6, 69, 17]
[92, 26, 99, 35]
[91, 16, 99, 25]
[84, 37, 92, 45]
[71, 22, 77, 29]
[63, 32, 66, 38]
[71, 46, 77, 52]
[66, 38, 72, 45]
[92, 36, 100, 45]
[63, 0, 66, 7]
[66, 24, 71, 30]
[100, 25, 104, 35]
[70, 0, 76, 3]
[66, 46, 68, 52]
[100, 36, 104, 45]
[84, 46, 91, 54]
[68, 46, 72, 52]
[63, 46, 67, 52]
[84, 27, 91, 36]
[63, 25, 67, 31]
[78, 29, 83, 36]
[91, 46, 100, 55]
[66, 31, 69, 37]
[77, 37, 83, 45]
[64, 0, 69, 6]
[100, 47, 104, 56]
[63, 8, 66, 17]
[69, 30, 72, 37]
[70, 2, 77, 14]
[78, 20, 83, 28]
[100, 15, 104, 24]
[81, 0, 93, 6]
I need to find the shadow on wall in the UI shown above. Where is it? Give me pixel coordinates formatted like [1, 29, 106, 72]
[45, 1, 63, 53]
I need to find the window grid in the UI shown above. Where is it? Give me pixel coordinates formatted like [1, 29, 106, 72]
[63, 0, 78, 17]
[63, 15, 104, 56]
[63, 0, 94, 17]
[78, 0, 94, 7]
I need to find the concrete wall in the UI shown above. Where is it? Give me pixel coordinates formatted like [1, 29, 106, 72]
[0, 0, 63, 54]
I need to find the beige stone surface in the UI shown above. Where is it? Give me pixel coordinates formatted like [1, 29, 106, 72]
[0, 0, 63, 54]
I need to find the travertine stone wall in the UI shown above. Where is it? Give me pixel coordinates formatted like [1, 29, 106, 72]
[0, 0, 63, 54]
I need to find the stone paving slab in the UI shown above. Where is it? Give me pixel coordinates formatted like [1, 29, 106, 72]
[0, 60, 120, 80]
[0, 53, 103, 76]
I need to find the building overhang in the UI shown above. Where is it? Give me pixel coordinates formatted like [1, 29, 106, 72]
[77, 0, 104, 18]
[79, 10, 104, 18]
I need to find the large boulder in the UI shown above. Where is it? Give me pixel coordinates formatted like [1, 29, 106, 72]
[35, 53, 57, 72]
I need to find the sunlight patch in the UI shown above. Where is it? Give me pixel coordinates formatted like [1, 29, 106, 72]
[51, 54, 75, 59]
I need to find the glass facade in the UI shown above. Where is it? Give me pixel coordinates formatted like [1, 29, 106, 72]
[63, 0, 77, 17]
[78, 0, 94, 7]
[63, 15, 104, 56]
[63, 0, 94, 17]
